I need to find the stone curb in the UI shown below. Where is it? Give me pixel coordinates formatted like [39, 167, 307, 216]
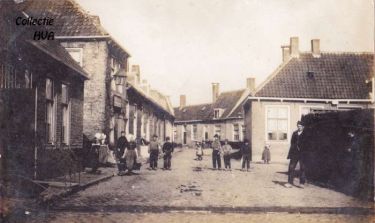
[39, 172, 115, 206]
[50, 205, 374, 215]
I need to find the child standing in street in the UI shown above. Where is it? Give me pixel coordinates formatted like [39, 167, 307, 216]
[262, 143, 271, 164]
[162, 137, 174, 170]
[196, 142, 203, 161]
[222, 139, 232, 171]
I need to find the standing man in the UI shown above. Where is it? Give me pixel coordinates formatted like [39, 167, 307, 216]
[115, 131, 128, 175]
[211, 134, 222, 170]
[148, 134, 160, 170]
[162, 137, 174, 170]
[241, 139, 251, 171]
[285, 121, 307, 188]
[222, 139, 233, 171]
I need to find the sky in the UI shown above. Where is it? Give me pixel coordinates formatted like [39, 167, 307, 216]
[76, 0, 374, 107]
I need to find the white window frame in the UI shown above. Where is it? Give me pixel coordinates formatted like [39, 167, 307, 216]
[46, 78, 56, 144]
[61, 84, 71, 145]
[65, 48, 83, 66]
[213, 108, 223, 119]
[265, 105, 290, 142]
[299, 105, 324, 118]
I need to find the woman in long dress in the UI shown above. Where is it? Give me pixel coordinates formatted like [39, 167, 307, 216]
[125, 134, 138, 174]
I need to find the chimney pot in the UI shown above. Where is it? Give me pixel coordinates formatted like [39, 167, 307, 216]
[180, 95, 186, 109]
[246, 77, 256, 92]
[212, 83, 220, 103]
[281, 45, 290, 63]
[290, 37, 299, 58]
[311, 39, 321, 58]
[131, 65, 141, 85]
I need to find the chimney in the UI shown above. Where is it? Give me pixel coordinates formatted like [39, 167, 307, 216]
[290, 37, 299, 58]
[90, 15, 101, 26]
[131, 65, 141, 85]
[246, 77, 256, 92]
[281, 45, 290, 62]
[140, 79, 150, 95]
[212, 83, 220, 103]
[180, 95, 186, 109]
[311, 39, 320, 58]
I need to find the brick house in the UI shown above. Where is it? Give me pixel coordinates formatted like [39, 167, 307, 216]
[126, 65, 175, 142]
[244, 37, 375, 161]
[174, 79, 254, 147]
[21, 0, 132, 147]
[0, 1, 89, 179]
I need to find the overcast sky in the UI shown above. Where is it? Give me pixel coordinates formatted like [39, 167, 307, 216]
[76, 0, 374, 106]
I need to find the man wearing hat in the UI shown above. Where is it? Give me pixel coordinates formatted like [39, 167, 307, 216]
[211, 134, 222, 170]
[162, 137, 174, 170]
[285, 121, 308, 188]
[148, 134, 160, 170]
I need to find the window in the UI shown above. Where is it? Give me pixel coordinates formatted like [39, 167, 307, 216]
[266, 106, 288, 141]
[233, 124, 240, 141]
[65, 48, 83, 66]
[202, 125, 208, 140]
[214, 109, 223, 119]
[214, 125, 221, 138]
[46, 78, 56, 143]
[192, 124, 198, 140]
[62, 84, 70, 144]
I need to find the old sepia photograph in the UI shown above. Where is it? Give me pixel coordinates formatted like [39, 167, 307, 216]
[0, 0, 374, 222]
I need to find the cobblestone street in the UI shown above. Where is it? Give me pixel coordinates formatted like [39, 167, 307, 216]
[28, 148, 373, 222]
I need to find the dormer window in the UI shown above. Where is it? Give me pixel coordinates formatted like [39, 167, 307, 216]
[214, 108, 223, 119]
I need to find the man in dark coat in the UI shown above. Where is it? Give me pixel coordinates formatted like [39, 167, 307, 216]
[211, 134, 222, 170]
[285, 121, 308, 188]
[162, 137, 174, 170]
[115, 131, 128, 174]
[241, 139, 251, 171]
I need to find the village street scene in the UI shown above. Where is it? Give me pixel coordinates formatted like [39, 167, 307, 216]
[0, 0, 375, 222]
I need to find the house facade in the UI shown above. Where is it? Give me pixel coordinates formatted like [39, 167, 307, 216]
[244, 37, 375, 161]
[126, 65, 175, 142]
[174, 79, 254, 147]
[22, 0, 175, 147]
[0, 1, 88, 179]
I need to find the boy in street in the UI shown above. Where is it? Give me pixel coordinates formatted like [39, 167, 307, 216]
[162, 137, 174, 170]
[148, 134, 160, 170]
[211, 134, 222, 170]
[222, 139, 232, 171]
[115, 131, 128, 175]
[241, 139, 251, 171]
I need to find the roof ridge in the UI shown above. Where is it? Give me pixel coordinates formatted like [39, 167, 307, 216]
[300, 51, 373, 55]
[173, 103, 212, 109]
[219, 88, 246, 95]
[225, 88, 251, 118]
[67, 0, 108, 36]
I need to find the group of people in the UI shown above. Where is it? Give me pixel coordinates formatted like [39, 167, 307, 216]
[196, 135, 252, 171]
[115, 132, 174, 175]
[90, 120, 308, 189]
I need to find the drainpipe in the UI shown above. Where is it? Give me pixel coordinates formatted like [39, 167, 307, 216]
[34, 86, 38, 180]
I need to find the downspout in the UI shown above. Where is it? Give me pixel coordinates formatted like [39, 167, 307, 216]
[34, 86, 38, 180]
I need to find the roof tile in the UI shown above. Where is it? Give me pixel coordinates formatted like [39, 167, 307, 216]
[255, 53, 373, 99]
